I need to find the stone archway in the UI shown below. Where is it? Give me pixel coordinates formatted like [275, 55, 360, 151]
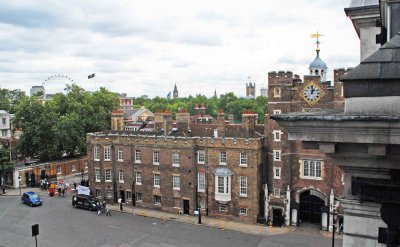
[298, 189, 325, 224]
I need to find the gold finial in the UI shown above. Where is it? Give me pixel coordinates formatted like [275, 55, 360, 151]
[310, 32, 324, 51]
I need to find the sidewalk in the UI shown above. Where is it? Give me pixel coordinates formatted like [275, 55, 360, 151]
[0, 187, 42, 196]
[107, 203, 294, 237]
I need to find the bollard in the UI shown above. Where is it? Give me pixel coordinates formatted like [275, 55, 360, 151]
[220, 224, 225, 231]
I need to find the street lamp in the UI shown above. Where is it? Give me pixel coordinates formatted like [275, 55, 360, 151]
[81, 169, 84, 185]
[18, 175, 21, 195]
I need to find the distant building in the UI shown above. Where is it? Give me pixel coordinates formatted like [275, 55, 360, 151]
[117, 93, 134, 110]
[0, 110, 12, 139]
[173, 84, 178, 99]
[246, 82, 256, 99]
[260, 87, 267, 97]
[30, 86, 45, 98]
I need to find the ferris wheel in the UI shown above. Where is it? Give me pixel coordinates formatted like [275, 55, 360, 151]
[42, 74, 75, 87]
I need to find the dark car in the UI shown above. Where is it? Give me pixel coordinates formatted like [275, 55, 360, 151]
[21, 192, 43, 207]
[72, 194, 97, 211]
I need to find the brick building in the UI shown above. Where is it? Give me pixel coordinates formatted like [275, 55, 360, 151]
[265, 66, 350, 228]
[87, 108, 265, 224]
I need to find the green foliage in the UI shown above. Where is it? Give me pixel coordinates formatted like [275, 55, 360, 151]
[0, 145, 15, 182]
[14, 84, 119, 161]
[0, 88, 26, 113]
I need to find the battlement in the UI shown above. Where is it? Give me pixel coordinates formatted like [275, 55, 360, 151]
[268, 71, 293, 79]
[334, 67, 353, 82]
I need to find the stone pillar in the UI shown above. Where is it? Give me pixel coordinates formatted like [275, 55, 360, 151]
[329, 189, 334, 232]
[286, 185, 291, 226]
[264, 184, 269, 220]
[111, 110, 124, 131]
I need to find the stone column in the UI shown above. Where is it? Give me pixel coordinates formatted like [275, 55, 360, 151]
[285, 185, 291, 226]
[329, 189, 334, 232]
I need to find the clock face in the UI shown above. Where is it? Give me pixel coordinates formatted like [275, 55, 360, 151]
[300, 82, 325, 106]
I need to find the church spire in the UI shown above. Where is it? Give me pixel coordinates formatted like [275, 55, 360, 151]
[173, 83, 178, 99]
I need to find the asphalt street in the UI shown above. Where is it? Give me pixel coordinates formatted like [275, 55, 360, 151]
[0, 191, 340, 247]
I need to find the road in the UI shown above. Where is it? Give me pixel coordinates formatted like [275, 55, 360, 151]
[0, 192, 340, 247]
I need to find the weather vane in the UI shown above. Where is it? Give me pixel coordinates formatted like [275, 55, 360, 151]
[310, 32, 324, 51]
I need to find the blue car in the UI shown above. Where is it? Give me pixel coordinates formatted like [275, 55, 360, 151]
[21, 192, 43, 207]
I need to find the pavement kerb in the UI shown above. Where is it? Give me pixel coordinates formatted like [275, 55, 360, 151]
[107, 204, 293, 237]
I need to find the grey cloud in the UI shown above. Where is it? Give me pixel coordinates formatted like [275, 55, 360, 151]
[0, 3, 64, 29]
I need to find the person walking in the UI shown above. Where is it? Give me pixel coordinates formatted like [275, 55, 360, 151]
[118, 198, 123, 211]
[73, 182, 77, 192]
[97, 202, 102, 215]
[105, 205, 111, 216]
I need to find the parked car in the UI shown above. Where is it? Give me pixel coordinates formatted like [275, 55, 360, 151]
[72, 194, 97, 211]
[21, 192, 43, 207]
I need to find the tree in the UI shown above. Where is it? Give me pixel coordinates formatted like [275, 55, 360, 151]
[0, 88, 26, 113]
[0, 144, 14, 194]
[13, 84, 119, 161]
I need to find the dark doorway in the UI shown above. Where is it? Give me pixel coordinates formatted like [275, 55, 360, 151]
[119, 190, 125, 203]
[299, 190, 325, 224]
[183, 199, 190, 215]
[272, 208, 284, 226]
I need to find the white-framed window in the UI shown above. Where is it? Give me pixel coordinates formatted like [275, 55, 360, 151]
[273, 150, 281, 161]
[136, 172, 142, 185]
[273, 130, 282, 141]
[104, 146, 111, 161]
[95, 189, 101, 198]
[117, 147, 123, 161]
[303, 159, 323, 179]
[197, 150, 205, 164]
[219, 151, 227, 165]
[273, 87, 281, 98]
[106, 189, 113, 198]
[172, 175, 180, 190]
[274, 167, 281, 179]
[95, 169, 101, 182]
[154, 195, 161, 205]
[154, 174, 160, 188]
[172, 152, 180, 167]
[126, 191, 132, 201]
[239, 176, 248, 197]
[198, 172, 206, 192]
[239, 207, 248, 216]
[105, 169, 112, 182]
[219, 204, 227, 212]
[273, 109, 282, 115]
[153, 150, 160, 165]
[71, 164, 76, 172]
[119, 170, 124, 183]
[135, 150, 141, 163]
[94, 146, 100, 161]
[217, 176, 230, 195]
[56, 166, 62, 174]
[274, 188, 280, 198]
[1, 118, 6, 125]
[136, 193, 143, 202]
[240, 152, 247, 166]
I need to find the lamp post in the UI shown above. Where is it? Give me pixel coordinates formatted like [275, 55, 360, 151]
[81, 169, 84, 185]
[18, 175, 21, 195]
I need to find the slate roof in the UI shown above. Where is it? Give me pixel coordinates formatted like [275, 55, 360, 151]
[341, 32, 400, 81]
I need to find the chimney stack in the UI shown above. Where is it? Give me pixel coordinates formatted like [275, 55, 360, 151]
[111, 109, 124, 131]
[217, 109, 225, 137]
[242, 110, 257, 137]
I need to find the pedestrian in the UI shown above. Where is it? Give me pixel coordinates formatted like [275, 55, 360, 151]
[62, 187, 65, 197]
[106, 205, 111, 216]
[58, 186, 61, 197]
[73, 182, 77, 191]
[102, 201, 106, 215]
[118, 198, 123, 211]
[97, 202, 101, 215]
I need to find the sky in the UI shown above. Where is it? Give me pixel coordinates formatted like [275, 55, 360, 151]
[0, 0, 360, 98]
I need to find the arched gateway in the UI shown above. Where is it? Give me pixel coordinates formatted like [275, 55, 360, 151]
[299, 189, 325, 224]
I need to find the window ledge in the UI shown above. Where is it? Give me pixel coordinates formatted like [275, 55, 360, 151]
[173, 188, 180, 191]
[105, 180, 112, 183]
[154, 185, 160, 188]
[134, 161, 141, 163]
[172, 164, 180, 167]
[153, 163, 160, 166]
[239, 164, 247, 167]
